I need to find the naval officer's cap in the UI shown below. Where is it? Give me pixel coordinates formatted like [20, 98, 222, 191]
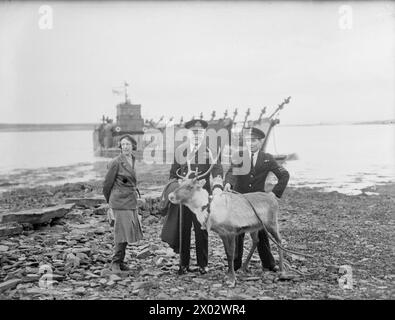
[247, 127, 266, 140]
[184, 119, 208, 129]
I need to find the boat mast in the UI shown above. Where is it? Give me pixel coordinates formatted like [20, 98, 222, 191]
[262, 96, 291, 151]
[243, 108, 251, 128]
[210, 110, 216, 121]
[124, 81, 130, 104]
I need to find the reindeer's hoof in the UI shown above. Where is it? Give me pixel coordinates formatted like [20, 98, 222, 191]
[225, 278, 236, 288]
[241, 266, 250, 273]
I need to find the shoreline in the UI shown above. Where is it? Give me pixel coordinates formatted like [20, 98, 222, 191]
[1, 159, 394, 197]
[1, 174, 394, 299]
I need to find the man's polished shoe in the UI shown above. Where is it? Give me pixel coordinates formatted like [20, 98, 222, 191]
[120, 262, 130, 271]
[262, 265, 279, 273]
[177, 265, 191, 275]
[198, 266, 208, 275]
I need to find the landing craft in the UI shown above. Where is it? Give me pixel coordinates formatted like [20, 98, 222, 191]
[93, 83, 292, 164]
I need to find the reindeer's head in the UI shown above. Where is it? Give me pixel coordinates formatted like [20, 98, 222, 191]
[169, 178, 208, 206]
[168, 178, 210, 228]
[168, 147, 220, 228]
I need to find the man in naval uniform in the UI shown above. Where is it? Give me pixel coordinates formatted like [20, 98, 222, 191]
[224, 127, 290, 272]
[166, 119, 223, 275]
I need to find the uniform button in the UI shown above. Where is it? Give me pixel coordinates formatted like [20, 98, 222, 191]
[250, 175, 254, 178]
[249, 184, 252, 187]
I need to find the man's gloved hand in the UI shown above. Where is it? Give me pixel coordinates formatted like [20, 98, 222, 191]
[224, 183, 232, 192]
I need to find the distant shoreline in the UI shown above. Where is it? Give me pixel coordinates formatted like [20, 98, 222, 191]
[0, 123, 97, 132]
[0, 119, 393, 132]
[280, 119, 395, 127]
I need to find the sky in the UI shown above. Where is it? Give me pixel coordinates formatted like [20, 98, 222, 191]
[0, 1, 394, 125]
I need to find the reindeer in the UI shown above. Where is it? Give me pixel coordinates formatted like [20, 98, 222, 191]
[168, 149, 310, 287]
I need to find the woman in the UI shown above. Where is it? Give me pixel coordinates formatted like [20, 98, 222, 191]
[103, 134, 143, 273]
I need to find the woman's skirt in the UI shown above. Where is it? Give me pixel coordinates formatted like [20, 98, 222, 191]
[113, 209, 143, 244]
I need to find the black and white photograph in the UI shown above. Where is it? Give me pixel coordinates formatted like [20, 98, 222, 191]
[0, 0, 394, 304]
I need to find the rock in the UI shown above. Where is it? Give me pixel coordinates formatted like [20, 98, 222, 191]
[100, 269, 112, 277]
[109, 274, 122, 282]
[326, 265, 340, 273]
[51, 274, 65, 281]
[136, 249, 151, 259]
[278, 273, 296, 281]
[0, 222, 23, 237]
[241, 277, 261, 281]
[66, 210, 85, 222]
[259, 296, 275, 300]
[92, 204, 109, 215]
[155, 257, 165, 266]
[0, 245, 9, 252]
[75, 287, 86, 295]
[106, 280, 115, 287]
[144, 215, 156, 225]
[94, 228, 106, 235]
[132, 281, 154, 290]
[65, 253, 80, 268]
[327, 295, 344, 300]
[0, 279, 22, 292]
[24, 274, 41, 283]
[157, 292, 171, 300]
[75, 252, 89, 261]
[0, 204, 75, 225]
[65, 197, 106, 208]
[25, 288, 47, 295]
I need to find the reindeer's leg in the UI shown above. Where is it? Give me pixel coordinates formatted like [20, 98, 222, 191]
[220, 235, 236, 287]
[227, 235, 236, 287]
[266, 225, 284, 274]
[220, 235, 231, 272]
[241, 232, 258, 273]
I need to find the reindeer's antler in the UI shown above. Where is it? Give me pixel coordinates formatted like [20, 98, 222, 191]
[175, 158, 194, 179]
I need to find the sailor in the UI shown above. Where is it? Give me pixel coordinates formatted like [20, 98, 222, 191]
[224, 127, 290, 272]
